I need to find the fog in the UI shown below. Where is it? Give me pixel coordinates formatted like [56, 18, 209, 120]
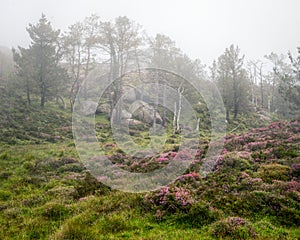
[1, 0, 300, 64]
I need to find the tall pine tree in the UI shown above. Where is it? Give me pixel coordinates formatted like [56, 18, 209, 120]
[213, 45, 249, 121]
[13, 14, 68, 108]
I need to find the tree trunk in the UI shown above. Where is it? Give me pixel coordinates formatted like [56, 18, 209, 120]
[233, 69, 238, 119]
[173, 102, 177, 134]
[259, 65, 264, 109]
[40, 63, 45, 108]
[226, 109, 230, 123]
[152, 72, 159, 129]
[177, 86, 183, 131]
[162, 83, 166, 126]
[26, 80, 31, 106]
[57, 95, 66, 109]
[41, 91, 45, 108]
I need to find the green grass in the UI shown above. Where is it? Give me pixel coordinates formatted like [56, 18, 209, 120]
[0, 99, 299, 239]
[0, 141, 299, 239]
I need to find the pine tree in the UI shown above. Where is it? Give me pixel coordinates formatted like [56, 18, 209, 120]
[13, 14, 68, 108]
[214, 45, 249, 121]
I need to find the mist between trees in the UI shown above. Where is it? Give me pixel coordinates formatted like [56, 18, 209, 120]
[0, 14, 299, 122]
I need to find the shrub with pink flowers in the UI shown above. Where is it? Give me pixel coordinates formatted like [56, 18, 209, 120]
[212, 217, 256, 239]
[176, 172, 201, 184]
[156, 157, 169, 164]
[245, 141, 267, 151]
[144, 186, 194, 214]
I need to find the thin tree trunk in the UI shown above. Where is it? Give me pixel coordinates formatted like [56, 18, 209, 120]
[259, 64, 264, 109]
[153, 72, 159, 129]
[177, 87, 183, 131]
[226, 109, 230, 123]
[26, 80, 31, 106]
[173, 102, 177, 134]
[162, 83, 166, 126]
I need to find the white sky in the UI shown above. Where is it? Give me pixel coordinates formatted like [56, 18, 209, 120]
[0, 0, 299, 65]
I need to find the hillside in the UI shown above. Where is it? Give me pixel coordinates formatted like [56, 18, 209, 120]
[0, 106, 299, 239]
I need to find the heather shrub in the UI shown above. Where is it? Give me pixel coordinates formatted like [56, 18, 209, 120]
[177, 201, 222, 226]
[276, 206, 300, 226]
[256, 164, 291, 183]
[222, 156, 251, 171]
[145, 186, 194, 214]
[291, 163, 300, 178]
[272, 146, 299, 159]
[211, 217, 256, 239]
[57, 163, 84, 173]
[176, 172, 201, 187]
[75, 172, 110, 198]
[231, 191, 267, 216]
[249, 191, 300, 226]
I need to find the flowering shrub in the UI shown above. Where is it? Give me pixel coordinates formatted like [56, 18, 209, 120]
[219, 153, 251, 171]
[177, 201, 222, 226]
[176, 172, 201, 184]
[145, 186, 194, 214]
[212, 217, 256, 239]
[239, 174, 265, 191]
[256, 164, 291, 183]
[156, 157, 169, 164]
[175, 149, 193, 162]
[108, 153, 126, 164]
[245, 141, 266, 151]
[160, 151, 177, 159]
[155, 151, 180, 164]
[291, 163, 300, 178]
[237, 151, 252, 160]
[269, 180, 300, 196]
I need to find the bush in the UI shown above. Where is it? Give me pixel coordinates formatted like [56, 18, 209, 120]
[272, 146, 299, 159]
[40, 202, 70, 220]
[291, 163, 300, 178]
[211, 217, 256, 239]
[75, 172, 110, 198]
[57, 163, 84, 173]
[145, 186, 194, 214]
[222, 156, 251, 171]
[256, 164, 291, 183]
[176, 201, 222, 226]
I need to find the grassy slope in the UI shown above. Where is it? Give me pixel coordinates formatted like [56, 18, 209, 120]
[0, 103, 299, 239]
